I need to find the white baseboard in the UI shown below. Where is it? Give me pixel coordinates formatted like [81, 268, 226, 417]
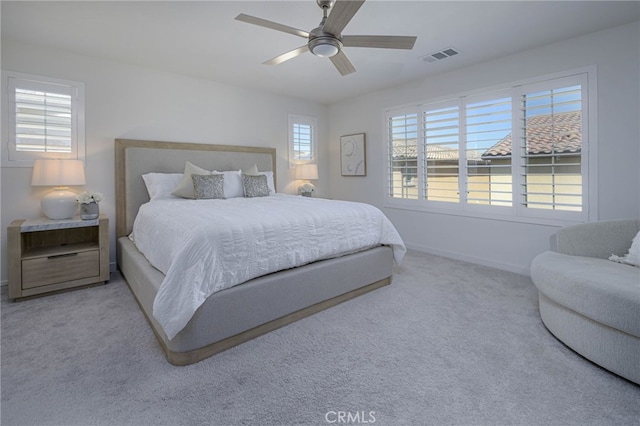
[404, 242, 532, 276]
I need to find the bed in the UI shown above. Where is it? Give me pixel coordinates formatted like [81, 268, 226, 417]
[115, 138, 405, 365]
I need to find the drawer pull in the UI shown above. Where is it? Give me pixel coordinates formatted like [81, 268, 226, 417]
[47, 253, 79, 259]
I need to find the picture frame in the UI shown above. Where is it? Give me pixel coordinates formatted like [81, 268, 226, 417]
[340, 133, 366, 176]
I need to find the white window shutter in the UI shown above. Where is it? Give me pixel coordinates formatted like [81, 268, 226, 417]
[465, 96, 512, 207]
[387, 112, 419, 199]
[3, 71, 85, 167]
[519, 82, 584, 216]
[423, 104, 460, 203]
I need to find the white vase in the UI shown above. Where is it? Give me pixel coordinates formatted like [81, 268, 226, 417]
[79, 202, 99, 220]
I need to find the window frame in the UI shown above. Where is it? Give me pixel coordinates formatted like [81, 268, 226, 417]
[513, 74, 590, 222]
[384, 66, 597, 226]
[2, 70, 85, 167]
[288, 114, 317, 168]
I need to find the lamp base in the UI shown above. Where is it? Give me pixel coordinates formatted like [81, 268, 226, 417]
[41, 188, 78, 220]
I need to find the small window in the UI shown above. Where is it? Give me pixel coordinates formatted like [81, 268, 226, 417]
[2, 71, 85, 167]
[288, 114, 317, 166]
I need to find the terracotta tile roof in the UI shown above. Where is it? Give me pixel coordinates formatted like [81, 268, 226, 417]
[482, 111, 581, 158]
[392, 142, 483, 161]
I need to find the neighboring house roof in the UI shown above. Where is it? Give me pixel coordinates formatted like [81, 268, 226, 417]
[392, 142, 483, 161]
[391, 111, 581, 163]
[482, 111, 581, 158]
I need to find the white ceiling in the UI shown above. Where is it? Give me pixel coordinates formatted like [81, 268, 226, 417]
[2, 1, 639, 105]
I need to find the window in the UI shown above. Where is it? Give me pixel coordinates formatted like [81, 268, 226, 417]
[385, 69, 593, 223]
[518, 81, 584, 215]
[288, 114, 317, 167]
[465, 95, 512, 207]
[424, 103, 460, 203]
[2, 71, 85, 166]
[388, 111, 418, 199]
[293, 123, 313, 161]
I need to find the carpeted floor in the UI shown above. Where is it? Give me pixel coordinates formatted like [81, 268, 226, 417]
[1, 250, 639, 426]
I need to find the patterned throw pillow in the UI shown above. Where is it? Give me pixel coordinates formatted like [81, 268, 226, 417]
[242, 174, 270, 198]
[192, 174, 225, 199]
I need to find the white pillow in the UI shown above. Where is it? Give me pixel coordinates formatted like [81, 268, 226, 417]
[243, 164, 260, 176]
[142, 173, 183, 201]
[260, 171, 276, 195]
[212, 170, 244, 198]
[172, 161, 210, 199]
[609, 230, 640, 267]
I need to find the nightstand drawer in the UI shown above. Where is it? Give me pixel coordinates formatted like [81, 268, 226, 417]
[22, 249, 100, 289]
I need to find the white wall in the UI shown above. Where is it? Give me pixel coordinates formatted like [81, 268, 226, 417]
[2, 22, 638, 282]
[0, 40, 329, 282]
[328, 21, 640, 274]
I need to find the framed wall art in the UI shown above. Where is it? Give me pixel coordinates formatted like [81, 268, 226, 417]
[340, 133, 366, 176]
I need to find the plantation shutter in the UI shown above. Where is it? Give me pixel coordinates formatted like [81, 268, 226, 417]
[11, 79, 75, 153]
[465, 96, 512, 206]
[423, 104, 459, 203]
[520, 83, 583, 212]
[388, 112, 419, 199]
[292, 123, 313, 161]
[384, 69, 591, 222]
[5, 72, 84, 165]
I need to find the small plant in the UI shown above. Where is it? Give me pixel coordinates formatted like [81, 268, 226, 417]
[76, 191, 104, 204]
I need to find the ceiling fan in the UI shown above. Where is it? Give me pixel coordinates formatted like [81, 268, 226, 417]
[235, 0, 417, 76]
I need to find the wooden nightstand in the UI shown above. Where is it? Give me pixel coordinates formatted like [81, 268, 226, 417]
[8, 214, 109, 301]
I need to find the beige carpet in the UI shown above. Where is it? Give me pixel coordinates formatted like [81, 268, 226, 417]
[2, 250, 639, 425]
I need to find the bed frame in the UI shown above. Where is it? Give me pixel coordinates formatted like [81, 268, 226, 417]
[115, 139, 394, 365]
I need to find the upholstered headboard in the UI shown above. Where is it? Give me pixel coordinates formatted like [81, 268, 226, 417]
[115, 139, 277, 238]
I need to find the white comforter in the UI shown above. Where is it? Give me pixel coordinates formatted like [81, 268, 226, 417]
[132, 194, 406, 340]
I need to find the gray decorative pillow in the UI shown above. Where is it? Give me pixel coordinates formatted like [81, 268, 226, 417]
[242, 174, 270, 198]
[192, 174, 225, 199]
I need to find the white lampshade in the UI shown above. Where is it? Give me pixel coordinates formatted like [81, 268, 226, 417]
[31, 159, 86, 186]
[296, 163, 318, 197]
[295, 163, 319, 180]
[31, 159, 86, 220]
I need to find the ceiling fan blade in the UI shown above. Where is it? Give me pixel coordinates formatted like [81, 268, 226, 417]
[263, 45, 310, 66]
[323, 0, 365, 36]
[235, 13, 310, 39]
[342, 35, 417, 50]
[330, 50, 356, 76]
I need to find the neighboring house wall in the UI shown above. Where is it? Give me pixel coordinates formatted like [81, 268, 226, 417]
[392, 157, 581, 208]
[0, 40, 329, 281]
[329, 21, 640, 274]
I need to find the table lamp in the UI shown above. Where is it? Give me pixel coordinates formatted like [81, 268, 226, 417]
[295, 163, 318, 197]
[31, 159, 86, 219]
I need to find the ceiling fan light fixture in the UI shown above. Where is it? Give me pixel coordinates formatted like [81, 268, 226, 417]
[309, 36, 341, 58]
[312, 43, 339, 57]
[237, 0, 417, 76]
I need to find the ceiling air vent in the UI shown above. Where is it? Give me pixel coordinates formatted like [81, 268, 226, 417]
[422, 47, 460, 63]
